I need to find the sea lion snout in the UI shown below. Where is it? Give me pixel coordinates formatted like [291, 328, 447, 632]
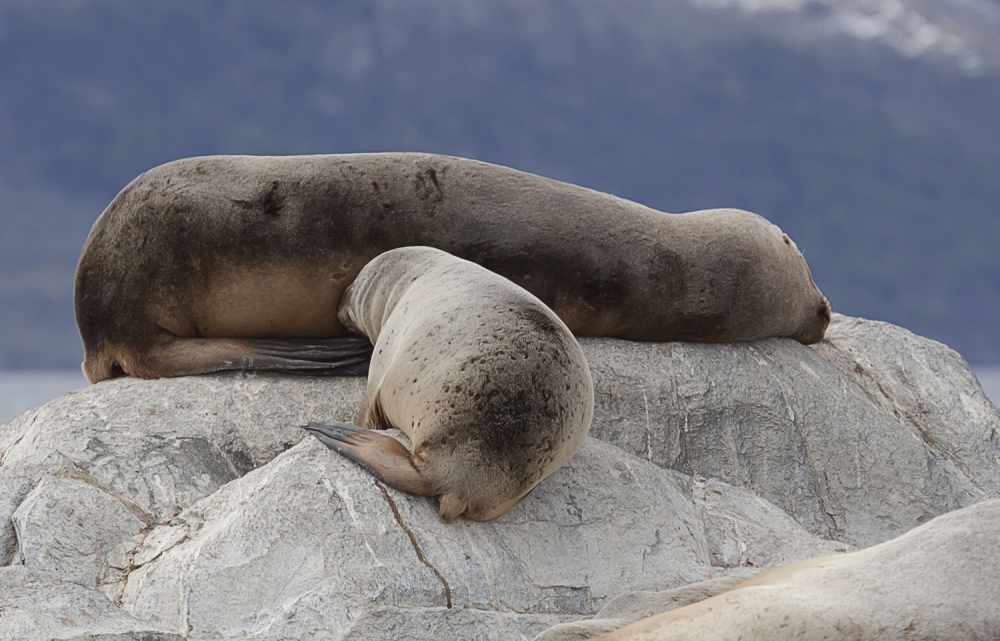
[791, 296, 832, 344]
[819, 298, 832, 324]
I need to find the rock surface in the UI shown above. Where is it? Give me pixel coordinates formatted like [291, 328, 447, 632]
[0, 373, 366, 565]
[532, 573, 760, 641]
[12, 475, 146, 591]
[1, 314, 998, 640]
[587, 314, 1000, 546]
[121, 437, 709, 640]
[0, 566, 182, 641]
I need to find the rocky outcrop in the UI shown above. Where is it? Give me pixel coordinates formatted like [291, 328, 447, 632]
[120, 437, 710, 639]
[1, 315, 998, 640]
[0, 565, 183, 641]
[0, 373, 366, 565]
[587, 314, 1000, 546]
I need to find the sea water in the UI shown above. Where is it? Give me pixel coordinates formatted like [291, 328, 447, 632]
[0, 370, 88, 425]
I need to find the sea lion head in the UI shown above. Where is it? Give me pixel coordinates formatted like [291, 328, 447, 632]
[420, 441, 546, 522]
[776, 231, 832, 344]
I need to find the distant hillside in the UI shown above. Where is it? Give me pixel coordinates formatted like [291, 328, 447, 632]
[1, 0, 998, 367]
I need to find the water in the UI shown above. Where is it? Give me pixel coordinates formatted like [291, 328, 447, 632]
[0, 370, 88, 425]
[1, 366, 999, 427]
[978, 367, 1000, 408]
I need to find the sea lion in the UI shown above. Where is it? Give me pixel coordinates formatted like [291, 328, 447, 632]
[304, 246, 594, 522]
[583, 499, 1000, 641]
[74, 152, 831, 383]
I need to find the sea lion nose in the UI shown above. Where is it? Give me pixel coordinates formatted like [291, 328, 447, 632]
[818, 299, 831, 324]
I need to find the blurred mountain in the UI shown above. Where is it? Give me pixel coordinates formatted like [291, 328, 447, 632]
[1, 0, 998, 368]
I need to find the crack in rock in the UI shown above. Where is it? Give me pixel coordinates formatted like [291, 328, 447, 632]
[374, 481, 453, 609]
[46, 465, 157, 528]
[791, 415, 843, 541]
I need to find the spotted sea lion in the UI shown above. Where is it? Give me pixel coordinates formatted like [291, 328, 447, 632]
[74, 152, 831, 383]
[304, 246, 594, 522]
[584, 499, 1000, 641]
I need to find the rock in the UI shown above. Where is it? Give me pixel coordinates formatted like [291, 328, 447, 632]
[62, 635, 186, 641]
[119, 437, 711, 639]
[584, 314, 1000, 546]
[1, 314, 997, 640]
[690, 476, 854, 569]
[0, 470, 31, 564]
[595, 572, 758, 621]
[0, 566, 181, 640]
[0, 373, 365, 555]
[815, 314, 1000, 491]
[531, 480, 855, 641]
[540, 499, 1000, 640]
[531, 618, 627, 641]
[12, 474, 146, 592]
[532, 574, 757, 641]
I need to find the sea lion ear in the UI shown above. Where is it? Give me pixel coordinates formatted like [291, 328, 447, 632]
[437, 493, 468, 523]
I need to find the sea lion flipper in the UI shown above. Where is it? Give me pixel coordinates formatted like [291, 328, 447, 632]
[130, 336, 373, 380]
[235, 336, 374, 374]
[303, 422, 434, 496]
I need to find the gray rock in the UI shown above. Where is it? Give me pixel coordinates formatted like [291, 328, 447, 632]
[541, 499, 1000, 640]
[0, 470, 31, 564]
[119, 436, 711, 639]
[12, 475, 146, 591]
[532, 481, 855, 641]
[584, 314, 1000, 546]
[690, 476, 854, 569]
[595, 572, 758, 621]
[1, 314, 997, 640]
[62, 635, 187, 641]
[530, 618, 628, 641]
[815, 314, 1000, 494]
[0, 566, 180, 641]
[0, 373, 365, 553]
[532, 573, 760, 641]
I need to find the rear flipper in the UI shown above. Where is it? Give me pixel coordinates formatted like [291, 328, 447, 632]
[114, 336, 374, 381]
[228, 337, 374, 375]
[303, 422, 434, 496]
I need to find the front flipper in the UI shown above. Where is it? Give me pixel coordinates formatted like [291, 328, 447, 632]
[304, 422, 434, 496]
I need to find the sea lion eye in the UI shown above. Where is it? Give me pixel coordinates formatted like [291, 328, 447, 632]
[782, 234, 792, 246]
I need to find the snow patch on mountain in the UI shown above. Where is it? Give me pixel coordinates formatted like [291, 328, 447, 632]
[690, 0, 1000, 73]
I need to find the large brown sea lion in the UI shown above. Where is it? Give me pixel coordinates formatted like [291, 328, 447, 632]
[305, 246, 594, 522]
[74, 153, 831, 383]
